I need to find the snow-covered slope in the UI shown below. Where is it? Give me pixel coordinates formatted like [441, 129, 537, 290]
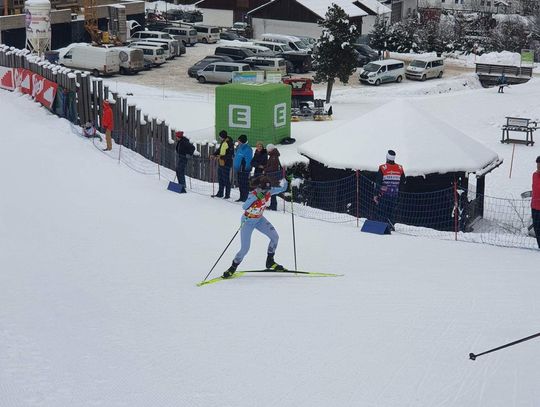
[1, 90, 540, 406]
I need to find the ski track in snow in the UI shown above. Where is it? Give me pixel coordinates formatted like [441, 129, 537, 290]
[2, 76, 540, 406]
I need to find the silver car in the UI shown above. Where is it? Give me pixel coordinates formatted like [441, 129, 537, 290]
[197, 62, 251, 84]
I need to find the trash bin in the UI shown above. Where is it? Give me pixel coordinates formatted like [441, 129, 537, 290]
[44, 50, 59, 64]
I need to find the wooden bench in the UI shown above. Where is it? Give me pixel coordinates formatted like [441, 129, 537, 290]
[501, 117, 536, 146]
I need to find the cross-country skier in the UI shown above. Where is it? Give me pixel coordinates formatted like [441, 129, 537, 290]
[223, 175, 289, 278]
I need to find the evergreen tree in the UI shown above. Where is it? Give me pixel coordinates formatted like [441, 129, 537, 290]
[370, 16, 389, 50]
[313, 4, 358, 103]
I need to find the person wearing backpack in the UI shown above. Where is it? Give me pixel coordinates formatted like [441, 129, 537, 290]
[175, 131, 198, 193]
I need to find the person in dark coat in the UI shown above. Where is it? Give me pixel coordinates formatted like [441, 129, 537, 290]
[264, 144, 282, 211]
[251, 141, 268, 177]
[233, 134, 253, 202]
[175, 131, 197, 193]
[497, 73, 508, 93]
[212, 130, 234, 199]
[373, 149, 405, 227]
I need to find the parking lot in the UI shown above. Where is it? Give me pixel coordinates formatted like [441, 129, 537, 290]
[108, 40, 475, 95]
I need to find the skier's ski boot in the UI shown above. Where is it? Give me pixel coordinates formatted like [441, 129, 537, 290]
[222, 261, 239, 279]
[266, 254, 285, 271]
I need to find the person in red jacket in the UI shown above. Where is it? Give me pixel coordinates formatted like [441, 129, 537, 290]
[373, 149, 405, 227]
[532, 155, 540, 248]
[101, 99, 115, 151]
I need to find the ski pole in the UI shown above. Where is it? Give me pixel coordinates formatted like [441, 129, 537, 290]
[289, 175, 298, 271]
[469, 331, 540, 360]
[201, 221, 245, 283]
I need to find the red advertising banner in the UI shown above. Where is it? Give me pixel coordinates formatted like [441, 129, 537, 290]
[0, 67, 15, 91]
[14, 68, 33, 95]
[32, 73, 58, 110]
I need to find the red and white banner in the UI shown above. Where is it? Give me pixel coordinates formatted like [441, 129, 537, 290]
[0, 67, 15, 91]
[32, 74, 58, 110]
[14, 68, 33, 95]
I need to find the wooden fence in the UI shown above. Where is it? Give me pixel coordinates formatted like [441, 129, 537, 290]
[0, 46, 217, 182]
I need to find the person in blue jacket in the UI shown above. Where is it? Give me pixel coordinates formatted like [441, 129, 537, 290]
[223, 175, 289, 278]
[233, 134, 253, 202]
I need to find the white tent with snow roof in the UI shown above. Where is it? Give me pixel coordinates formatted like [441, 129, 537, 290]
[298, 99, 502, 178]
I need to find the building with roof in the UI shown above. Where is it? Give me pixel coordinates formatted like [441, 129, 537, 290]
[248, 0, 390, 39]
[194, 0, 268, 27]
[297, 100, 503, 230]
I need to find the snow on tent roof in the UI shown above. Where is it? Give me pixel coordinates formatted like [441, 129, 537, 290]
[296, 0, 368, 18]
[298, 99, 501, 177]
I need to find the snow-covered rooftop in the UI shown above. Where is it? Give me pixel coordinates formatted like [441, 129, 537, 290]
[354, 0, 391, 15]
[296, 0, 368, 18]
[298, 99, 501, 177]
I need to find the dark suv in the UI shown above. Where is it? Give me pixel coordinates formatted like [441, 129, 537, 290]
[215, 46, 255, 61]
[354, 44, 379, 66]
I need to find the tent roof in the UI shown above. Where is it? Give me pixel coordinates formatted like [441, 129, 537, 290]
[298, 99, 501, 177]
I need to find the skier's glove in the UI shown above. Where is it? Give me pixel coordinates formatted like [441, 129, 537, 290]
[193, 150, 201, 157]
[279, 178, 288, 189]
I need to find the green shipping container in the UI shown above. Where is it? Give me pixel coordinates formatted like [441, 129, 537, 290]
[215, 82, 291, 146]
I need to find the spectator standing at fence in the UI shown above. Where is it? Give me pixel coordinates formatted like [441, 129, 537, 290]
[233, 134, 253, 202]
[373, 149, 405, 227]
[532, 155, 540, 249]
[82, 120, 102, 141]
[175, 131, 198, 194]
[497, 73, 508, 94]
[101, 99, 115, 151]
[264, 144, 282, 211]
[223, 176, 289, 279]
[251, 141, 268, 177]
[212, 130, 234, 199]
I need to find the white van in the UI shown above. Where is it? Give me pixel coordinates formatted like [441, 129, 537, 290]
[192, 24, 220, 43]
[163, 26, 198, 47]
[59, 45, 120, 76]
[244, 56, 287, 74]
[261, 33, 310, 52]
[196, 62, 251, 84]
[128, 43, 166, 66]
[130, 38, 179, 59]
[221, 41, 271, 54]
[359, 59, 405, 85]
[112, 46, 144, 74]
[405, 57, 444, 81]
[252, 40, 294, 53]
[130, 41, 170, 60]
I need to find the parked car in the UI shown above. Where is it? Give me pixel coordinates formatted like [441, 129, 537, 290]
[359, 59, 405, 85]
[220, 31, 248, 42]
[130, 38, 183, 58]
[129, 43, 166, 66]
[354, 44, 379, 66]
[192, 24, 220, 43]
[163, 26, 198, 47]
[196, 62, 252, 83]
[221, 41, 272, 54]
[243, 56, 287, 74]
[261, 33, 311, 52]
[252, 40, 294, 53]
[405, 57, 444, 81]
[296, 35, 317, 49]
[130, 40, 170, 59]
[58, 45, 120, 76]
[114, 46, 145, 74]
[215, 46, 256, 61]
[188, 55, 234, 77]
